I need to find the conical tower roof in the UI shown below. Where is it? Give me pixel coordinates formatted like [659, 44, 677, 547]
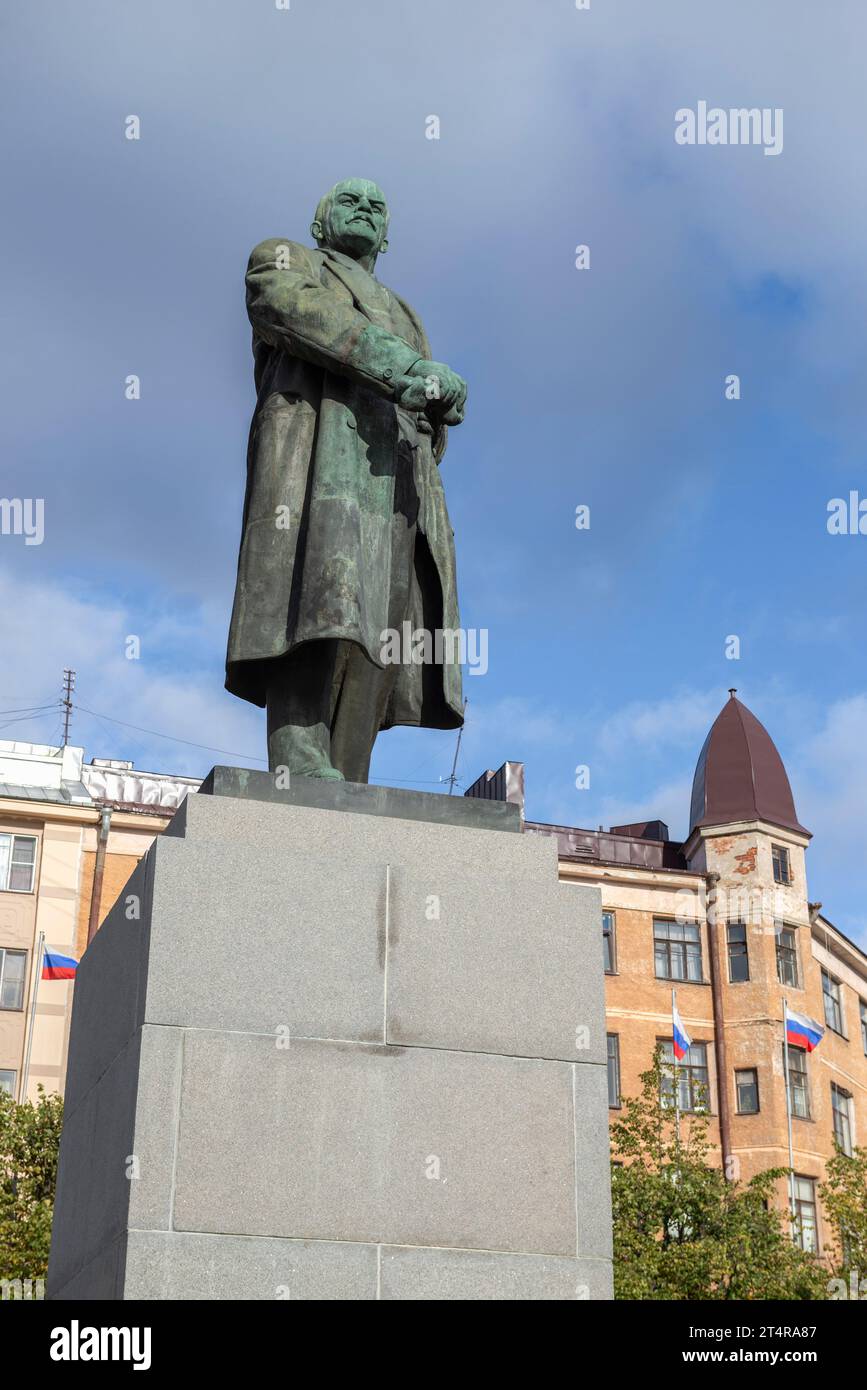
[689, 692, 809, 838]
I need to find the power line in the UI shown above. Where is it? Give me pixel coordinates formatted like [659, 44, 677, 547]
[0, 710, 60, 734]
[71, 700, 458, 782]
[72, 701, 267, 763]
[0, 693, 55, 702]
[0, 702, 61, 717]
[0, 690, 470, 794]
[46, 719, 64, 748]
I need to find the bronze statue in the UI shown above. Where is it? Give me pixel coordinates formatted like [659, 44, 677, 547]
[226, 179, 467, 782]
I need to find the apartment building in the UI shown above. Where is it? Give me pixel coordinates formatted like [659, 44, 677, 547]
[470, 693, 867, 1256]
[0, 741, 197, 1101]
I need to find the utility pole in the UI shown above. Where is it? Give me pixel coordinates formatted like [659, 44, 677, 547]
[61, 669, 75, 746]
[445, 699, 468, 795]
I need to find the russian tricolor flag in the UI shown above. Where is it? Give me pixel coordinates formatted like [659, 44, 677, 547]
[41, 950, 78, 981]
[672, 1001, 692, 1060]
[785, 1006, 824, 1052]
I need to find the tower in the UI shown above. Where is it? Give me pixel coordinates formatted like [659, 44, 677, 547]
[684, 691, 814, 1220]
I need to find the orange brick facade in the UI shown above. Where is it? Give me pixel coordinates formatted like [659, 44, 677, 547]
[73, 849, 145, 962]
[0, 792, 169, 1101]
[553, 820, 867, 1258]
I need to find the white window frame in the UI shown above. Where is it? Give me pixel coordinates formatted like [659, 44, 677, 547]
[792, 1174, 818, 1253]
[653, 918, 703, 983]
[0, 947, 28, 1011]
[602, 911, 616, 973]
[735, 1066, 760, 1114]
[772, 843, 792, 885]
[726, 921, 750, 983]
[786, 1043, 811, 1119]
[831, 1082, 854, 1156]
[821, 967, 846, 1037]
[0, 832, 38, 893]
[607, 1032, 621, 1109]
[775, 924, 800, 989]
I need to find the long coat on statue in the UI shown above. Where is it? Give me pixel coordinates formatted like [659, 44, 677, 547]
[225, 238, 463, 731]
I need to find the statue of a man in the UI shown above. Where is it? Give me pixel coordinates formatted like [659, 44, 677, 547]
[225, 179, 467, 782]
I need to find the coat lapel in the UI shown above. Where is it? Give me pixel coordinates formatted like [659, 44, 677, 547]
[321, 250, 390, 324]
[320, 250, 426, 353]
[390, 292, 430, 357]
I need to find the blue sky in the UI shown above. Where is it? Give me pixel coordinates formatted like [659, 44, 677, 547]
[2, 2, 867, 940]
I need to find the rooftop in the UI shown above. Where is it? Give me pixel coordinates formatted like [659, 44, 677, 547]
[688, 692, 809, 839]
[0, 741, 200, 815]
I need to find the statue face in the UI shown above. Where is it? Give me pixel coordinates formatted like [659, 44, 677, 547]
[318, 179, 388, 260]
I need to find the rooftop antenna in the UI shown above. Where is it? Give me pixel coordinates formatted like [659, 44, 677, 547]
[61, 669, 75, 746]
[728, 688, 737, 699]
[445, 698, 468, 796]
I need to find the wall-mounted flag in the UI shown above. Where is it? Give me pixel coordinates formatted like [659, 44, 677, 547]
[672, 999, 692, 1060]
[785, 1005, 824, 1053]
[42, 950, 79, 981]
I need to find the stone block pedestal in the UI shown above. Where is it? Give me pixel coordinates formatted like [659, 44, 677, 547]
[48, 775, 612, 1300]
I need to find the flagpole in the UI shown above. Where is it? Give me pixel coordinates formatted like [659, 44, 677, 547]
[19, 930, 45, 1102]
[782, 995, 796, 1238]
[672, 987, 681, 1149]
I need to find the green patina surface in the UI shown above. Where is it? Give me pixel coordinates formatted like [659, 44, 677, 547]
[225, 179, 468, 783]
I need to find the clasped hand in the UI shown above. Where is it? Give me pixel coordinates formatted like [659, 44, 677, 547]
[395, 359, 467, 426]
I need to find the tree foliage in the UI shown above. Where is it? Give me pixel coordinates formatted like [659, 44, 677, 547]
[610, 1049, 826, 1300]
[0, 1085, 64, 1286]
[821, 1142, 867, 1286]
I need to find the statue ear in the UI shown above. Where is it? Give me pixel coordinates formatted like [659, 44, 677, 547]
[379, 238, 389, 254]
[310, 220, 324, 244]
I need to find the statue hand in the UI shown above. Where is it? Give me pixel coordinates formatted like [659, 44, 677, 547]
[438, 400, 465, 427]
[396, 360, 467, 422]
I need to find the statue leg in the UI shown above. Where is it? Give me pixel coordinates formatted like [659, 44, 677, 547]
[265, 641, 345, 779]
[265, 638, 397, 783]
[329, 641, 398, 784]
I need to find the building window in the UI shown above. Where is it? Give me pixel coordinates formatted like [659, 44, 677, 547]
[653, 920, 703, 983]
[607, 1033, 621, 1108]
[785, 1044, 810, 1119]
[0, 948, 27, 1011]
[602, 911, 616, 973]
[0, 1070, 15, 1096]
[792, 1175, 818, 1253]
[726, 923, 750, 983]
[775, 926, 799, 989]
[861, 999, 867, 1056]
[661, 1039, 709, 1113]
[735, 1067, 759, 1114]
[831, 1083, 854, 1157]
[822, 968, 845, 1036]
[772, 844, 792, 885]
[0, 834, 37, 893]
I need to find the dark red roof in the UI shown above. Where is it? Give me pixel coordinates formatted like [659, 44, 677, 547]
[689, 694, 809, 838]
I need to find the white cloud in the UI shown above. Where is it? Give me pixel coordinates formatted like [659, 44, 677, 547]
[596, 689, 721, 758]
[0, 567, 263, 777]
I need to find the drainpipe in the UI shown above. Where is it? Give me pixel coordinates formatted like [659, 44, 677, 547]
[705, 871, 734, 1179]
[86, 805, 112, 947]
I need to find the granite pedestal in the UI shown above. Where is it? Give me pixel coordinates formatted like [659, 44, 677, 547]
[48, 773, 613, 1300]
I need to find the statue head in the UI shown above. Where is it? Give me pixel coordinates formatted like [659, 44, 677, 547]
[311, 178, 389, 267]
